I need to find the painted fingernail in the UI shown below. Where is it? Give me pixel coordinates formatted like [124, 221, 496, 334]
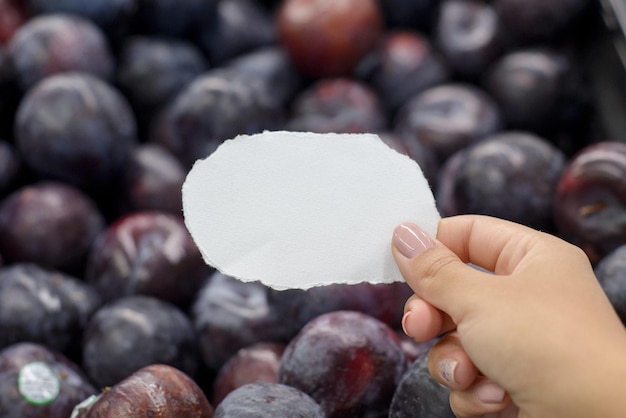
[475, 381, 506, 404]
[393, 223, 436, 259]
[401, 310, 412, 337]
[438, 359, 458, 385]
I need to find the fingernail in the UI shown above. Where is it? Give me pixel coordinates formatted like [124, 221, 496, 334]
[438, 359, 458, 385]
[401, 310, 412, 337]
[393, 223, 436, 259]
[475, 381, 506, 404]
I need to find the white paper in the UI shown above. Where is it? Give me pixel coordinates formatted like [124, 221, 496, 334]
[182, 131, 440, 290]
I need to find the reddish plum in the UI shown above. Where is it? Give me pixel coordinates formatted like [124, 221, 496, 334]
[554, 142, 626, 263]
[211, 342, 285, 406]
[278, 310, 408, 417]
[85, 211, 210, 307]
[74, 364, 213, 418]
[277, 0, 384, 78]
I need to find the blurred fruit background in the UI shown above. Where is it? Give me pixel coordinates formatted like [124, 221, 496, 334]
[0, 0, 625, 416]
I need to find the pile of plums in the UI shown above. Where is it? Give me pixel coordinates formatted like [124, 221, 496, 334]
[0, 0, 625, 416]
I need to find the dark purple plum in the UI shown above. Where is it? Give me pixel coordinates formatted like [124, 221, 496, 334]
[378, 0, 436, 31]
[226, 46, 304, 110]
[192, 272, 291, 371]
[214, 382, 324, 417]
[0, 263, 102, 352]
[357, 30, 450, 113]
[483, 48, 588, 137]
[0, 342, 97, 418]
[24, 0, 137, 41]
[151, 70, 284, 168]
[135, 0, 217, 39]
[85, 211, 210, 307]
[278, 310, 408, 417]
[397, 334, 439, 364]
[285, 78, 386, 134]
[435, 0, 502, 78]
[394, 83, 502, 161]
[0, 140, 22, 196]
[120, 144, 186, 215]
[277, 0, 384, 78]
[116, 35, 209, 132]
[7, 13, 114, 90]
[437, 131, 566, 230]
[73, 364, 213, 418]
[198, 0, 276, 66]
[0, 181, 105, 271]
[594, 244, 626, 325]
[0, 0, 29, 45]
[493, 0, 590, 45]
[14, 72, 137, 189]
[211, 342, 285, 406]
[389, 353, 455, 418]
[554, 142, 626, 263]
[82, 295, 199, 388]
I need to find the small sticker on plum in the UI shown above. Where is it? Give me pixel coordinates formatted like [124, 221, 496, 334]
[18, 361, 61, 405]
[182, 131, 440, 290]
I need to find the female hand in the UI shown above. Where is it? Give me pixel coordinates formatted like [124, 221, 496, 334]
[392, 215, 626, 418]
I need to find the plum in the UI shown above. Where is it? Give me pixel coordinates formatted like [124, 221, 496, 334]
[150, 70, 284, 168]
[7, 13, 114, 90]
[211, 342, 285, 406]
[435, 0, 502, 79]
[85, 211, 210, 307]
[116, 35, 209, 132]
[0, 181, 105, 271]
[119, 144, 187, 215]
[0, 263, 102, 352]
[437, 131, 566, 230]
[73, 364, 213, 418]
[394, 83, 502, 161]
[0, 0, 29, 45]
[484, 48, 588, 137]
[278, 310, 408, 417]
[595, 244, 626, 324]
[192, 272, 290, 371]
[0, 342, 97, 418]
[389, 353, 455, 417]
[198, 0, 276, 66]
[214, 382, 324, 417]
[554, 141, 626, 263]
[277, 0, 384, 78]
[285, 78, 386, 134]
[82, 295, 199, 388]
[358, 30, 450, 113]
[14, 72, 137, 190]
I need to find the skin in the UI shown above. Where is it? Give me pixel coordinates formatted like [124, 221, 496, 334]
[392, 215, 626, 418]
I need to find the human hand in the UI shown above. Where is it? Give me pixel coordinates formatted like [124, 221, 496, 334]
[392, 215, 626, 418]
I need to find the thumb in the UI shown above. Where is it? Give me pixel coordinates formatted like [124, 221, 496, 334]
[392, 222, 488, 323]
